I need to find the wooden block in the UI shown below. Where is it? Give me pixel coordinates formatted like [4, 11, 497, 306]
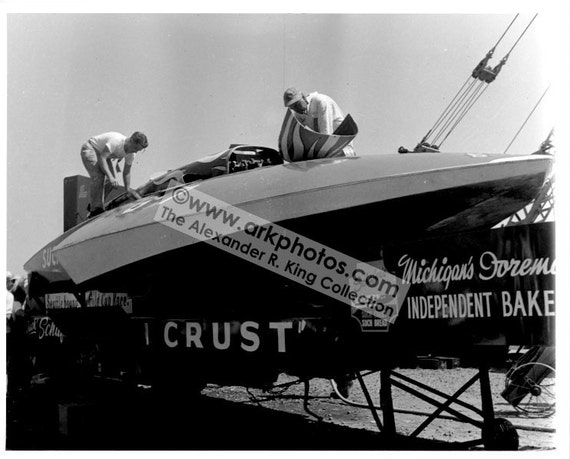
[418, 358, 446, 370]
[58, 402, 95, 436]
[434, 356, 460, 369]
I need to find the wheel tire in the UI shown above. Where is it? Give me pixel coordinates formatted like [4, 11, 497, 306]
[504, 362, 555, 417]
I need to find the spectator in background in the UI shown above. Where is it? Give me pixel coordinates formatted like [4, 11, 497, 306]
[6, 272, 25, 317]
[9, 274, 27, 309]
[6, 271, 15, 319]
[6, 272, 31, 397]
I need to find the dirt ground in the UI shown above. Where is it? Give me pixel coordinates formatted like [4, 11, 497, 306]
[203, 367, 556, 450]
[6, 367, 555, 451]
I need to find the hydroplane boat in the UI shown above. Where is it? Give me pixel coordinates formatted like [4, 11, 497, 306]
[23, 144, 554, 449]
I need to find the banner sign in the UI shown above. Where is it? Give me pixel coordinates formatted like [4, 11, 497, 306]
[364, 222, 554, 346]
[45, 291, 133, 313]
[45, 292, 81, 310]
[27, 315, 65, 343]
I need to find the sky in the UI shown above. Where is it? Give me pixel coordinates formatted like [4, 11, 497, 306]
[3, 6, 569, 275]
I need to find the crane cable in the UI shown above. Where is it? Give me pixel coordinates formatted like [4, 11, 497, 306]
[503, 85, 550, 154]
[418, 15, 521, 149]
[420, 75, 473, 145]
[503, 13, 538, 60]
[491, 13, 519, 51]
[416, 14, 537, 152]
[431, 80, 485, 146]
[437, 82, 491, 147]
[424, 76, 475, 144]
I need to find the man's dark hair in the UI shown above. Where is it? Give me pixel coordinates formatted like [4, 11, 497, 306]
[131, 131, 149, 148]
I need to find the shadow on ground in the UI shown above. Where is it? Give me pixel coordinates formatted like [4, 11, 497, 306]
[6, 382, 462, 451]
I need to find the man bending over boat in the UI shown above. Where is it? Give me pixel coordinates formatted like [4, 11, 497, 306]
[283, 87, 355, 157]
[80, 131, 148, 218]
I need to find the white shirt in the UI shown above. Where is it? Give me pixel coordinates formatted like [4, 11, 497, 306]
[6, 290, 14, 318]
[303, 92, 346, 134]
[300, 92, 355, 156]
[88, 132, 136, 165]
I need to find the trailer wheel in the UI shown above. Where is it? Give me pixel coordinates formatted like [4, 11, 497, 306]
[504, 362, 555, 417]
[483, 418, 519, 450]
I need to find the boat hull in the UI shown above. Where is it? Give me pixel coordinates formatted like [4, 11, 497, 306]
[22, 152, 554, 383]
[25, 153, 552, 283]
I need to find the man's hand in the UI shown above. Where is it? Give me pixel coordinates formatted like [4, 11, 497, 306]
[127, 188, 142, 200]
[109, 177, 120, 188]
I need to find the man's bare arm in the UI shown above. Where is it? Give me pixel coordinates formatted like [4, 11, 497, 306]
[123, 163, 141, 199]
[97, 148, 119, 187]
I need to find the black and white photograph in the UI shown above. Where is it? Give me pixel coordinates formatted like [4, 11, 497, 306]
[3, 2, 569, 455]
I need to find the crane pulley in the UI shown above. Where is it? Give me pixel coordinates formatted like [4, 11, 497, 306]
[399, 14, 538, 154]
[472, 52, 507, 84]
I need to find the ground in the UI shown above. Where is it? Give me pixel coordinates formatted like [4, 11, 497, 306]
[203, 368, 556, 450]
[6, 367, 555, 450]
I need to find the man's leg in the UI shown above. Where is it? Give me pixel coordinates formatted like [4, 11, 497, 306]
[90, 174, 106, 213]
[103, 175, 115, 204]
[80, 144, 106, 214]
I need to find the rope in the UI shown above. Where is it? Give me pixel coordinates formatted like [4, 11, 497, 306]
[492, 14, 519, 50]
[503, 85, 550, 154]
[429, 80, 478, 145]
[439, 84, 490, 148]
[431, 83, 477, 144]
[429, 78, 477, 142]
[425, 76, 473, 141]
[429, 14, 520, 144]
[282, 16, 287, 91]
[504, 14, 538, 59]
[417, 14, 538, 151]
[431, 80, 483, 146]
